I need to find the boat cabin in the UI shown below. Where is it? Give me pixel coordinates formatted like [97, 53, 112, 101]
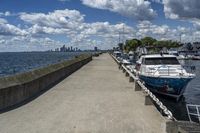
[137, 54, 180, 65]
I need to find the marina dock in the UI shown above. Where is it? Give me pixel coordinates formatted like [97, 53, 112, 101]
[0, 53, 166, 133]
[0, 53, 199, 133]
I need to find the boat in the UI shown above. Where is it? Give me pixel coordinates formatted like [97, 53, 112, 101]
[192, 55, 200, 60]
[135, 54, 195, 100]
[113, 51, 123, 61]
[168, 48, 179, 56]
[113, 51, 122, 58]
[128, 51, 134, 61]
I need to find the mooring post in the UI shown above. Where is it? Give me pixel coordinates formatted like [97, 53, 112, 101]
[144, 95, 153, 105]
[129, 77, 134, 82]
[134, 81, 142, 91]
[118, 63, 122, 69]
[122, 68, 126, 73]
[125, 72, 129, 77]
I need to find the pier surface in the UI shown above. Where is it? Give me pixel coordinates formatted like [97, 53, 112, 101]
[0, 54, 165, 133]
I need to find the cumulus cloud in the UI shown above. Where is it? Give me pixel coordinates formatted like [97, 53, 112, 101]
[0, 8, 196, 51]
[163, 0, 200, 20]
[137, 21, 169, 37]
[0, 18, 28, 36]
[0, 35, 65, 52]
[81, 0, 157, 20]
[136, 20, 192, 42]
[70, 22, 135, 48]
[0, 11, 16, 17]
[20, 9, 85, 29]
[18, 9, 136, 49]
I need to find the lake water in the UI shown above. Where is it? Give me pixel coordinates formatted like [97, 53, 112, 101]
[0, 52, 85, 77]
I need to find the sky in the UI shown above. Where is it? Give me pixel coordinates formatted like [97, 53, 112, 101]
[0, 0, 200, 52]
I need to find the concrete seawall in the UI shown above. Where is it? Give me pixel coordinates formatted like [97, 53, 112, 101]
[0, 54, 92, 110]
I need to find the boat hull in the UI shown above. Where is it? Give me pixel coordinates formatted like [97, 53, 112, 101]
[139, 75, 193, 98]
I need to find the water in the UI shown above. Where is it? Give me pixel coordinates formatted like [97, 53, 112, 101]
[157, 59, 200, 121]
[0, 52, 85, 77]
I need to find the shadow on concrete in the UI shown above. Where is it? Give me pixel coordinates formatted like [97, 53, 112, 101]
[0, 68, 79, 114]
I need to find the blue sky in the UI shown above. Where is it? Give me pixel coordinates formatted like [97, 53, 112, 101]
[0, 0, 199, 51]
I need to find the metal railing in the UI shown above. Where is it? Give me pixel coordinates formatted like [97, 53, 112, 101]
[142, 65, 182, 77]
[111, 54, 175, 121]
[186, 104, 200, 123]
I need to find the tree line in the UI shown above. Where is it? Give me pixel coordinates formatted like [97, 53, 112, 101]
[117, 37, 182, 52]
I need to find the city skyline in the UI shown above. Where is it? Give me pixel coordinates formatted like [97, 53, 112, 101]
[0, 0, 200, 52]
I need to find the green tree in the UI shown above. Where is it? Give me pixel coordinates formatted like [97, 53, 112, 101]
[141, 37, 157, 46]
[124, 39, 141, 52]
[154, 40, 181, 48]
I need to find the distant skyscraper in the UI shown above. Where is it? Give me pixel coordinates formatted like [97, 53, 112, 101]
[94, 47, 98, 51]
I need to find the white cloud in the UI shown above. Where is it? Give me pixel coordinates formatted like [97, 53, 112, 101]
[163, 0, 200, 20]
[0, 18, 28, 36]
[69, 22, 135, 49]
[0, 11, 16, 17]
[136, 20, 192, 42]
[0, 8, 197, 51]
[0, 18, 7, 23]
[81, 0, 157, 20]
[28, 24, 71, 35]
[0, 35, 65, 52]
[20, 9, 84, 29]
[162, 0, 200, 33]
[4, 11, 11, 16]
[18, 9, 136, 49]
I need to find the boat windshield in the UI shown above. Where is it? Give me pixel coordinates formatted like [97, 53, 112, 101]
[144, 57, 180, 65]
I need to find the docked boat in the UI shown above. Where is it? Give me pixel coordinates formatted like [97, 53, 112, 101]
[121, 53, 132, 65]
[192, 55, 200, 60]
[135, 54, 195, 100]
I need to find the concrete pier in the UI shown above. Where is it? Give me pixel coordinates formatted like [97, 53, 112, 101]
[0, 54, 166, 133]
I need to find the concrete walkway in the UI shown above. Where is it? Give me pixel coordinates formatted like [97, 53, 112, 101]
[0, 54, 166, 133]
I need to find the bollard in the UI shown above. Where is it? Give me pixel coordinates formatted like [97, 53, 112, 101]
[144, 95, 153, 105]
[129, 77, 134, 82]
[134, 81, 142, 91]
[118, 63, 122, 69]
[122, 68, 126, 73]
[125, 72, 129, 77]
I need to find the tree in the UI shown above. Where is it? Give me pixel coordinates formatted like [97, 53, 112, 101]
[153, 40, 181, 48]
[141, 37, 157, 46]
[124, 39, 141, 52]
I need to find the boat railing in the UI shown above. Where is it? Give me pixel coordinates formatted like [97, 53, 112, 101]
[144, 66, 175, 76]
[144, 65, 194, 77]
[186, 104, 200, 123]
